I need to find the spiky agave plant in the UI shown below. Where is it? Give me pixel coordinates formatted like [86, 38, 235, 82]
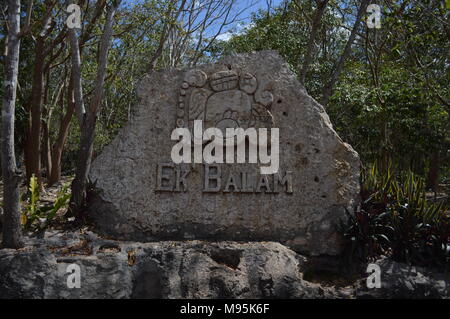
[341, 163, 449, 267]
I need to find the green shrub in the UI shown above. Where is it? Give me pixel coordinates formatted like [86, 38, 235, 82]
[341, 164, 449, 268]
[22, 175, 71, 231]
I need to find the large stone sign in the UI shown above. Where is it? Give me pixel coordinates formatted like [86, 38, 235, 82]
[88, 51, 360, 255]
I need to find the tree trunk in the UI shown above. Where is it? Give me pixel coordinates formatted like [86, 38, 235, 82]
[1, 0, 23, 248]
[24, 36, 46, 185]
[70, 113, 96, 211]
[298, 0, 329, 85]
[41, 70, 52, 179]
[426, 150, 440, 193]
[321, 0, 370, 106]
[48, 79, 74, 186]
[148, 0, 187, 71]
[41, 117, 52, 178]
[69, 2, 120, 213]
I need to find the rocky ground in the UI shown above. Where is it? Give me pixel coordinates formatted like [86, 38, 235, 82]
[0, 229, 448, 299]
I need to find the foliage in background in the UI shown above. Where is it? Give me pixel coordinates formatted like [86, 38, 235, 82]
[341, 163, 449, 268]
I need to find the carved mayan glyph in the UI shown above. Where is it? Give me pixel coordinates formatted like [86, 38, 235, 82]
[177, 69, 274, 133]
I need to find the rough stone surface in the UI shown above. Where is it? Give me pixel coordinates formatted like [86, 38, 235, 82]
[356, 257, 450, 299]
[0, 231, 448, 299]
[88, 51, 360, 255]
[0, 231, 346, 299]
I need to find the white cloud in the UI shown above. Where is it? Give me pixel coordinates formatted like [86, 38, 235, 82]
[216, 32, 233, 41]
[216, 21, 255, 42]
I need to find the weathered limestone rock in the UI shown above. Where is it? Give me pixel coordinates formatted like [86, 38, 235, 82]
[356, 257, 450, 299]
[88, 51, 360, 255]
[0, 231, 342, 299]
[0, 232, 448, 299]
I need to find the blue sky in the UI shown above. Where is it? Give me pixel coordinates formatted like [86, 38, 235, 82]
[122, 0, 284, 41]
[216, 0, 284, 40]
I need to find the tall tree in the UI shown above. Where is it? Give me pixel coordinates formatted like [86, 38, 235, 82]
[321, 0, 370, 106]
[22, 0, 60, 187]
[1, 0, 23, 248]
[47, 0, 107, 186]
[69, 0, 121, 213]
[148, 0, 187, 71]
[297, 0, 329, 85]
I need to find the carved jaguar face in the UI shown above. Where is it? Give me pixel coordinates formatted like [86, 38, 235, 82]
[176, 69, 274, 134]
